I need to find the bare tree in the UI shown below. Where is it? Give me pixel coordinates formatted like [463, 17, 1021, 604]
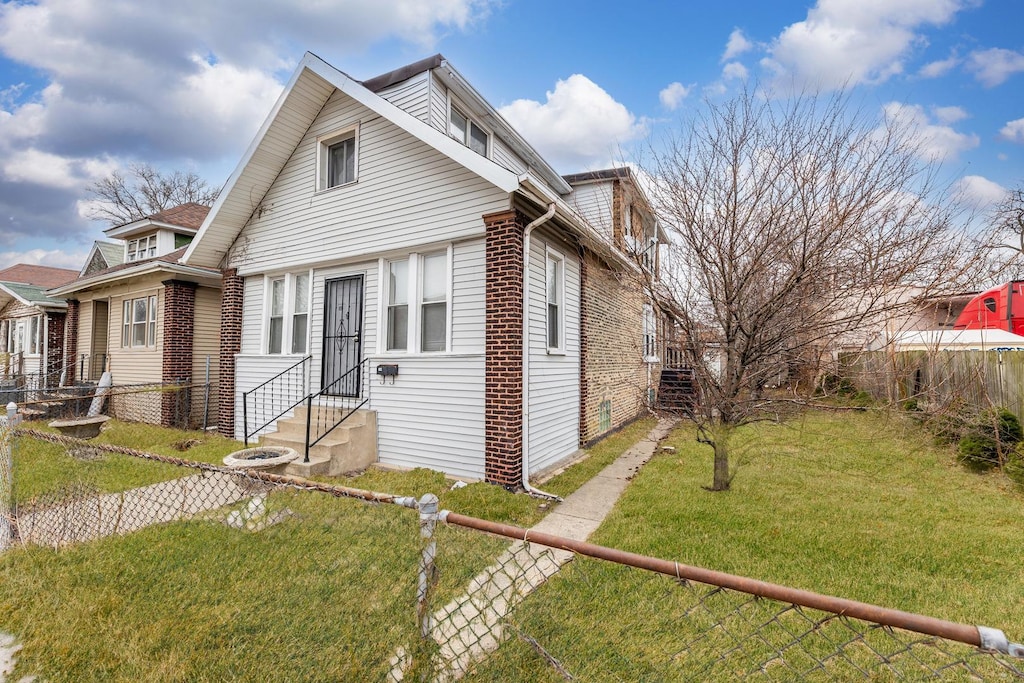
[987, 181, 1024, 260]
[643, 88, 983, 491]
[87, 163, 220, 226]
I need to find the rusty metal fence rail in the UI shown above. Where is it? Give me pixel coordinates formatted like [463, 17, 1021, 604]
[1, 424, 1022, 680]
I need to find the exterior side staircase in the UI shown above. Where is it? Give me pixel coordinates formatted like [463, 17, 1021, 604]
[261, 405, 378, 478]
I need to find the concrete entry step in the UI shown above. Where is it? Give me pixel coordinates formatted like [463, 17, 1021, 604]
[261, 408, 377, 477]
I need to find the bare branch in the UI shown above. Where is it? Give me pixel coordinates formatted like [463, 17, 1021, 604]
[86, 163, 221, 226]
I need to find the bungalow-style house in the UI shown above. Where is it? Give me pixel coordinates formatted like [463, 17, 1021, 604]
[181, 53, 663, 487]
[48, 203, 222, 427]
[0, 264, 79, 386]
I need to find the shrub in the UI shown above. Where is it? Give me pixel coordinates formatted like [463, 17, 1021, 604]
[901, 398, 920, 412]
[1006, 444, 1024, 487]
[957, 407, 1024, 469]
[816, 374, 856, 397]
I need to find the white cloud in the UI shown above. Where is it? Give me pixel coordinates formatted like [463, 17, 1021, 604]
[1001, 118, 1024, 144]
[919, 53, 959, 78]
[966, 48, 1024, 87]
[882, 101, 979, 161]
[764, 0, 973, 90]
[955, 175, 1007, 210]
[722, 62, 748, 81]
[0, 0, 497, 245]
[932, 105, 967, 124]
[499, 75, 645, 172]
[722, 29, 753, 62]
[659, 82, 691, 110]
[0, 247, 88, 270]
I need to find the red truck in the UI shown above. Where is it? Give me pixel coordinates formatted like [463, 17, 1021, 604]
[953, 281, 1024, 335]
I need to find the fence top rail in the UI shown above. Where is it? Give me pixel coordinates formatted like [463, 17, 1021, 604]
[438, 510, 1023, 657]
[14, 428, 418, 509]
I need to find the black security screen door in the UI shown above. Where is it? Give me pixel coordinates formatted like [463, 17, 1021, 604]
[322, 275, 363, 397]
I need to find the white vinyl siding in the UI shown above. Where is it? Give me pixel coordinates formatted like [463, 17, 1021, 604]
[567, 182, 614, 241]
[527, 230, 581, 474]
[227, 90, 508, 276]
[491, 138, 527, 175]
[375, 70, 430, 123]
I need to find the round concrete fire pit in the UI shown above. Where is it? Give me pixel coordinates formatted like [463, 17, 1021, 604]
[48, 415, 111, 439]
[223, 446, 299, 471]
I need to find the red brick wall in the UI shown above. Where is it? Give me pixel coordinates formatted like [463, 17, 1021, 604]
[161, 279, 196, 426]
[484, 210, 526, 487]
[579, 251, 648, 443]
[64, 300, 79, 384]
[45, 312, 66, 378]
[218, 269, 243, 438]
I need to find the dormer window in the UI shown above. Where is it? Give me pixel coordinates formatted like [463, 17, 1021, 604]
[449, 105, 488, 156]
[127, 235, 157, 262]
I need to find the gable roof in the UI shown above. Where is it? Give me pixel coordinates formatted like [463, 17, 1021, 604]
[0, 281, 67, 310]
[0, 264, 78, 289]
[48, 246, 222, 297]
[182, 52, 523, 269]
[106, 203, 211, 240]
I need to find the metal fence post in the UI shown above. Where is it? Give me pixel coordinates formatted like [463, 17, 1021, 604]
[0, 401, 19, 551]
[415, 493, 440, 675]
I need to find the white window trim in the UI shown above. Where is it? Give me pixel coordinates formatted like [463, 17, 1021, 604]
[446, 94, 490, 158]
[545, 246, 566, 355]
[262, 271, 313, 355]
[315, 124, 360, 192]
[126, 234, 157, 262]
[121, 294, 159, 349]
[378, 246, 454, 355]
[643, 303, 659, 363]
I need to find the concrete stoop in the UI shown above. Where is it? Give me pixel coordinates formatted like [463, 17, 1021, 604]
[260, 406, 378, 477]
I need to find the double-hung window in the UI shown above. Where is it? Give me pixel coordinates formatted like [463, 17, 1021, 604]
[546, 249, 564, 352]
[449, 104, 488, 157]
[317, 127, 358, 190]
[266, 273, 311, 355]
[643, 304, 657, 361]
[122, 295, 158, 348]
[383, 250, 450, 353]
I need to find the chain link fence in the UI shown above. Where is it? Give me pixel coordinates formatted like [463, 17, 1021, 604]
[1, 424, 1022, 680]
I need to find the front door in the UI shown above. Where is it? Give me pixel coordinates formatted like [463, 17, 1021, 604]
[322, 275, 363, 397]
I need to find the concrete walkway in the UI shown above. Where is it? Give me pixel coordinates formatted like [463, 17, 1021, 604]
[391, 417, 677, 681]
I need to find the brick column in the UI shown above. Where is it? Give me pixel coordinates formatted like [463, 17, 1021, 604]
[484, 210, 527, 488]
[218, 269, 243, 438]
[161, 280, 196, 427]
[45, 312, 66, 381]
[64, 300, 79, 384]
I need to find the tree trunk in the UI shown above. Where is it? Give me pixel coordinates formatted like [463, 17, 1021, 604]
[711, 438, 730, 491]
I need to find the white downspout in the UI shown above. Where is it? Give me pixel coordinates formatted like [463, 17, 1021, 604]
[522, 203, 562, 501]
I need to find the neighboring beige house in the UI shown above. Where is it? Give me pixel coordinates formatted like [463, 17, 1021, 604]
[49, 204, 222, 428]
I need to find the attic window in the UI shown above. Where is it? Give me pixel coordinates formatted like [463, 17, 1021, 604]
[127, 235, 157, 262]
[317, 126, 358, 191]
[449, 105, 488, 157]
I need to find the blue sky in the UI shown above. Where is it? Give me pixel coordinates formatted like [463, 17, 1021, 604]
[0, 0, 1020, 270]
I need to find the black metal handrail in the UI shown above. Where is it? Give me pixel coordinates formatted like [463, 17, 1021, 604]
[243, 355, 311, 446]
[303, 358, 369, 462]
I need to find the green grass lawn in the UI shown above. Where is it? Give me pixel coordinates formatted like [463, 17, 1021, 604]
[0, 415, 657, 680]
[468, 410, 1024, 681]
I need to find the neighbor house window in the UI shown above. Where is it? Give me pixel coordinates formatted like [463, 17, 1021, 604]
[383, 250, 451, 353]
[546, 249, 565, 351]
[127, 235, 157, 262]
[449, 104, 488, 156]
[28, 316, 39, 355]
[266, 272, 311, 355]
[643, 304, 657, 361]
[317, 127, 358, 190]
[122, 295, 157, 348]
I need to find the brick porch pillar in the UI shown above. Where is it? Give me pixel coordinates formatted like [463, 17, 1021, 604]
[64, 300, 79, 384]
[45, 312, 66, 382]
[484, 210, 528, 488]
[218, 269, 243, 438]
[161, 280, 196, 427]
